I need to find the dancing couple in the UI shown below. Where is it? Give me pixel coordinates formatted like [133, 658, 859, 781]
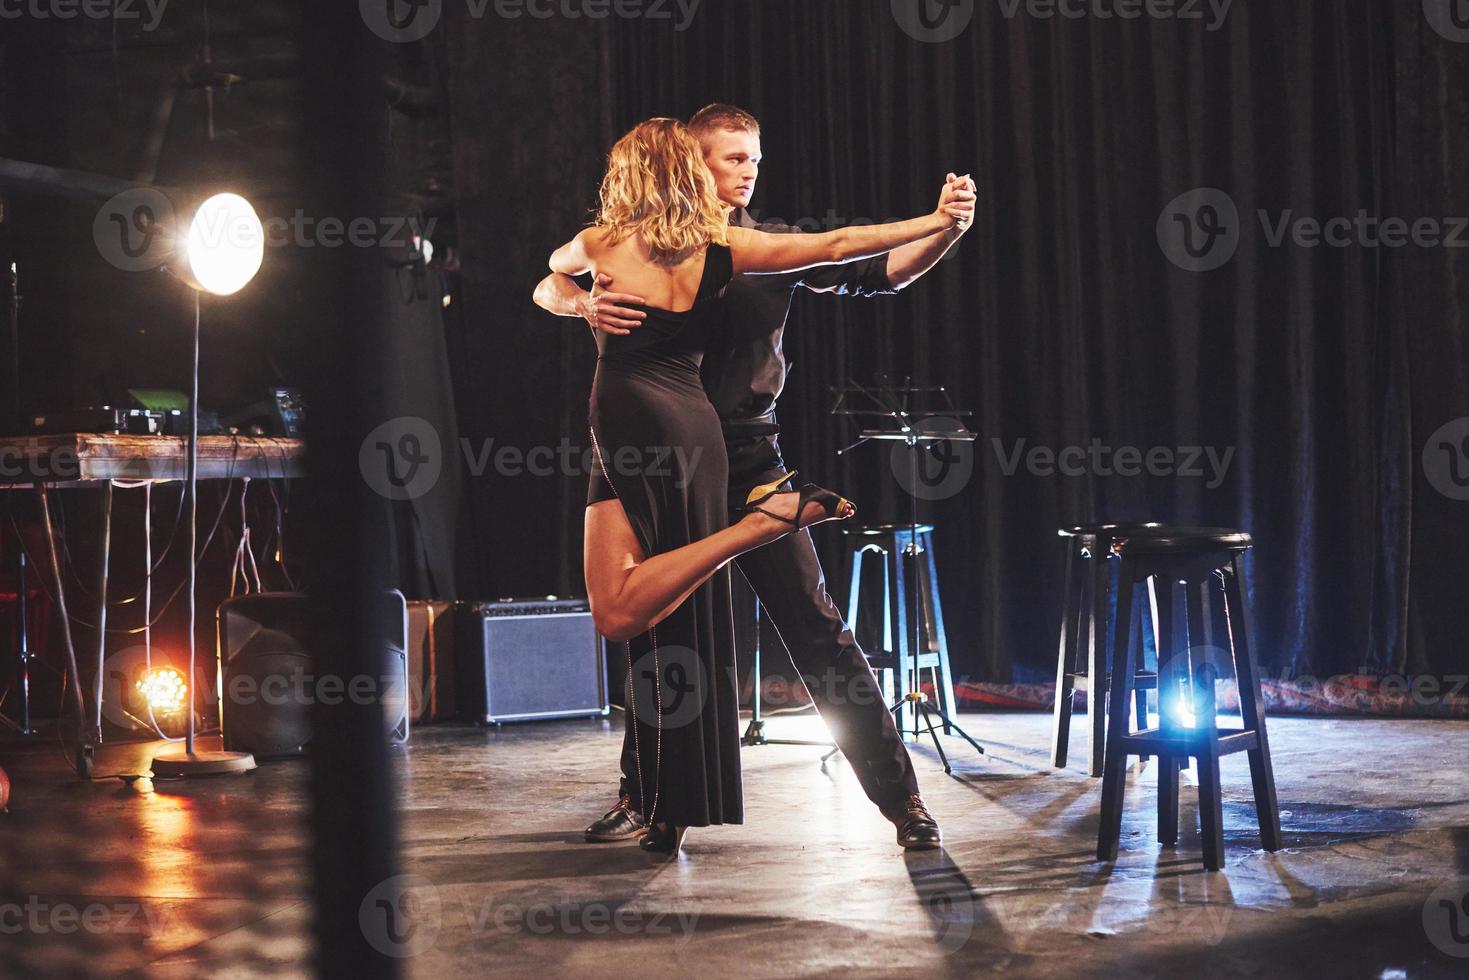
[536, 105, 975, 855]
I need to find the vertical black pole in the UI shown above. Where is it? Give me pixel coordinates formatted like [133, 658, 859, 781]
[5, 261, 19, 429]
[16, 548, 34, 734]
[903, 389, 919, 732]
[301, 6, 400, 979]
[750, 604, 762, 728]
[36, 485, 87, 725]
[183, 292, 199, 754]
[93, 480, 112, 745]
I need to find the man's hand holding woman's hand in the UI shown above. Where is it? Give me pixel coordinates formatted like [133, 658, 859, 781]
[936, 172, 977, 234]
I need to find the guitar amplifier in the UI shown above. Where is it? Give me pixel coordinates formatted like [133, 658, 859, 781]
[458, 598, 608, 724]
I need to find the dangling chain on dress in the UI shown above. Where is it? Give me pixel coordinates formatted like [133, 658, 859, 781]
[589, 424, 661, 825]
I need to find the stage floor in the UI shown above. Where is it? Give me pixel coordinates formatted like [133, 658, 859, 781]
[3, 711, 1468, 978]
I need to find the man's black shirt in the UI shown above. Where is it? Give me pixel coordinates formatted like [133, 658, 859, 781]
[699, 206, 896, 436]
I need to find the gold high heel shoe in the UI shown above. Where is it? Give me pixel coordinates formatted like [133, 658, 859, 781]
[740, 470, 856, 529]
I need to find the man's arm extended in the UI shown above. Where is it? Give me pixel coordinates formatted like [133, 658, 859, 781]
[532, 272, 647, 335]
[884, 172, 975, 290]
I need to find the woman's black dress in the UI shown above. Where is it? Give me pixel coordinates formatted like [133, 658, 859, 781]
[586, 243, 741, 828]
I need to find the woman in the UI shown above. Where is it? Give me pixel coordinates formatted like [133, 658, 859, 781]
[549, 118, 963, 854]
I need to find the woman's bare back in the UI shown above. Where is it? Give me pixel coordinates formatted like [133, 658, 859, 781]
[579, 227, 710, 313]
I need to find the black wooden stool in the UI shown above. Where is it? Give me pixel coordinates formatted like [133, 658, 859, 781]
[1051, 522, 1164, 776]
[1095, 526, 1283, 871]
[842, 523, 960, 741]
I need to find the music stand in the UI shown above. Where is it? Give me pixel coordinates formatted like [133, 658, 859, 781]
[822, 377, 986, 773]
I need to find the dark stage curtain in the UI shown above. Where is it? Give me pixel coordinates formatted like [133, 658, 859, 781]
[443, 7, 618, 602]
[371, 258, 464, 602]
[445, 2, 1469, 684]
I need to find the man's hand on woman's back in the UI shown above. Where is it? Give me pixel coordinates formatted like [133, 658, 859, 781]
[578, 273, 649, 336]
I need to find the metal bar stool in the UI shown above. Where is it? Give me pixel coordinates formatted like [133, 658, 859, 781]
[842, 523, 960, 742]
[1095, 526, 1283, 871]
[1051, 522, 1163, 776]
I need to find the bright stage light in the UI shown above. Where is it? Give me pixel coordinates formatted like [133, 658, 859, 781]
[1153, 698, 1198, 730]
[184, 192, 264, 296]
[136, 666, 188, 715]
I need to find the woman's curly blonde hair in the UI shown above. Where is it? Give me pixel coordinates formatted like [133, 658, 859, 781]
[595, 118, 729, 265]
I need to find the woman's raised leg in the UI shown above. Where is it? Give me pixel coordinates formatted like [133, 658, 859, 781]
[583, 489, 847, 642]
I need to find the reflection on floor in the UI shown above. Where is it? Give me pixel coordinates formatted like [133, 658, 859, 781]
[3, 712, 1468, 977]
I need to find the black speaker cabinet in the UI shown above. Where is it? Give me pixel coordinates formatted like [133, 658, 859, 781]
[217, 591, 409, 758]
[458, 598, 609, 724]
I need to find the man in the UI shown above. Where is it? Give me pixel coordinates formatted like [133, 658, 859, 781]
[534, 104, 975, 849]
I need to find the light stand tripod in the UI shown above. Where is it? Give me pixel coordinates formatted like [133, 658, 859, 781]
[821, 378, 986, 774]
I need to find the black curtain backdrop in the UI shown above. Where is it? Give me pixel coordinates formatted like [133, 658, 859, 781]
[444, 1, 1469, 686]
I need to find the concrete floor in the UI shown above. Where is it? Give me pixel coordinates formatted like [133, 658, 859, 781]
[3, 711, 1468, 978]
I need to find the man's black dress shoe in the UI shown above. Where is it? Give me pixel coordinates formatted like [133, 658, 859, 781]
[886, 794, 942, 850]
[584, 794, 646, 842]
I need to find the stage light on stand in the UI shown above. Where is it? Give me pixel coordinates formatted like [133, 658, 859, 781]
[150, 188, 262, 780]
[136, 667, 188, 715]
